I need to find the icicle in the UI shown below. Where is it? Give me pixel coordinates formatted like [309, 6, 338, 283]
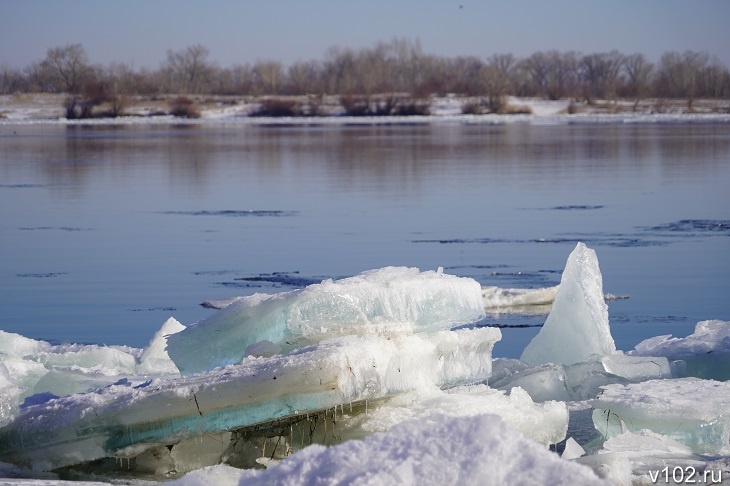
[349, 401, 352, 413]
[365, 400, 368, 415]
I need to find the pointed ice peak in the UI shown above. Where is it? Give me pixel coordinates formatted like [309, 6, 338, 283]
[520, 242, 615, 366]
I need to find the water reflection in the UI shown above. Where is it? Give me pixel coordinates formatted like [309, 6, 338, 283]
[1, 124, 728, 198]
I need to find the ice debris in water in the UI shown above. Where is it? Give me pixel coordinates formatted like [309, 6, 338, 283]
[0, 328, 500, 470]
[632, 319, 730, 381]
[167, 266, 484, 375]
[521, 242, 615, 366]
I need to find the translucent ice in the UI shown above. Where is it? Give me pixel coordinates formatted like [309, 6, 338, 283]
[591, 378, 730, 455]
[633, 320, 730, 381]
[0, 328, 500, 470]
[490, 363, 573, 402]
[167, 267, 485, 375]
[521, 243, 615, 366]
[492, 353, 672, 402]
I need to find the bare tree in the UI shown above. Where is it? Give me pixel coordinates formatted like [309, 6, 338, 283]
[163, 44, 214, 93]
[252, 60, 284, 95]
[623, 53, 654, 110]
[580, 51, 624, 102]
[42, 43, 91, 93]
[656, 50, 710, 110]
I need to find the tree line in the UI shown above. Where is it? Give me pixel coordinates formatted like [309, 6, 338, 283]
[2, 39, 729, 108]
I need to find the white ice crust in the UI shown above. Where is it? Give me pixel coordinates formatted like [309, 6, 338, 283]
[521, 242, 615, 366]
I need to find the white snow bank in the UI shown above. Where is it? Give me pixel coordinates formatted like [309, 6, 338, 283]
[167, 266, 484, 375]
[521, 242, 615, 366]
[337, 384, 568, 447]
[168, 414, 605, 486]
[591, 378, 730, 455]
[0, 328, 500, 470]
[633, 320, 730, 381]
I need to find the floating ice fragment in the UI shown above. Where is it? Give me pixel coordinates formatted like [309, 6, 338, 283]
[562, 437, 586, 460]
[521, 242, 615, 366]
[482, 285, 558, 309]
[633, 320, 730, 381]
[590, 378, 730, 455]
[168, 267, 485, 375]
[492, 352, 672, 402]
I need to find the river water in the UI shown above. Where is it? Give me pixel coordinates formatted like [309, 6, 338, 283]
[1, 122, 728, 358]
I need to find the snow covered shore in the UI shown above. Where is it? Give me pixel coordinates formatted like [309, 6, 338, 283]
[2, 94, 729, 127]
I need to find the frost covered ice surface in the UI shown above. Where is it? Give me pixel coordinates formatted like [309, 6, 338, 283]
[168, 266, 485, 375]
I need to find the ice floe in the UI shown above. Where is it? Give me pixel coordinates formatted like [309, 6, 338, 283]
[167, 266, 484, 375]
[0, 243, 728, 484]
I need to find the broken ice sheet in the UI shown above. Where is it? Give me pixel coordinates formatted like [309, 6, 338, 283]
[167, 266, 485, 375]
[632, 319, 730, 381]
[0, 328, 500, 470]
[590, 378, 730, 455]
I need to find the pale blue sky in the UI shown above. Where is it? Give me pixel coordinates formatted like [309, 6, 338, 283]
[1, 0, 729, 68]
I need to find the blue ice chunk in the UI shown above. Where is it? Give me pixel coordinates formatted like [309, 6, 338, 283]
[167, 267, 485, 375]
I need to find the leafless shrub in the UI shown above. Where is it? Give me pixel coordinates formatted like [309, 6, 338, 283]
[63, 95, 80, 118]
[340, 94, 428, 116]
[250, 98, 303, 117]
[168, 96, 201, 118]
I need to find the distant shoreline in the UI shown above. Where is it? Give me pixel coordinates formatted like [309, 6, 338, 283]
[2, 93, 730, 126]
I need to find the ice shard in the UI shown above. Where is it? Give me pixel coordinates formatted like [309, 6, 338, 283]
[167, 267, 485, 375]
[521, 242, 615, 366]
[0, 328, 500, 470]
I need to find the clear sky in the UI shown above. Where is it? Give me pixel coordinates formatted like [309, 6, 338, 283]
[1, 0, 729, 69]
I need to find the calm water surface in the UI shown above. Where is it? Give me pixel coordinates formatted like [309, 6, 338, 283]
[1, 123, 728, 357]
